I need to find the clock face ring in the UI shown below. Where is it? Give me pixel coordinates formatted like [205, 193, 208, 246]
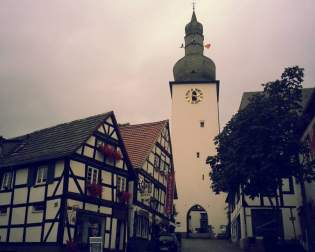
[185, 88, 203, 104]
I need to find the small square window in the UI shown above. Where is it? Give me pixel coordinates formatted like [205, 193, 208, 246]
[1, 172, 13, 190]
[36, 167, 48, 185]
[197, 152, 200, 158]
[200, 121, 205, 128]
[32, 203, 45, 212]
[0, 207, 8, 215]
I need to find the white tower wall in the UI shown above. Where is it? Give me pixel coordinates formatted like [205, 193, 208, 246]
[171, 82, 227, 234]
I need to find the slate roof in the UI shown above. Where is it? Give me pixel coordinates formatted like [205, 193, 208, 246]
[119, 120, 168, 168]
[239, 87, 315, 110]
[0, 112, 112, 168]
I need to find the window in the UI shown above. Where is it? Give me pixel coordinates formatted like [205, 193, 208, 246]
[36, 167, 48, 185]
[32, 202, 45, 212]
[197, 152, 200, 158]
[154, 154, 160, 168]
[1, 172, 13, 190]
[200, 120, 205, 128]
[0, 207, 8, 215]
[117, 176, 126, 192]
[87, 167, 99, 184]
[202, 174, 204, 180]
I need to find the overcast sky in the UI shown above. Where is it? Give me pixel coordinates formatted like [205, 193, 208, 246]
[1, 0, 314, 138]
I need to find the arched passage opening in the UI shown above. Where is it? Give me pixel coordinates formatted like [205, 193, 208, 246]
[186, 204, 209, 238]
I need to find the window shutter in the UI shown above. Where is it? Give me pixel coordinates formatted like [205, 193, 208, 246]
[27, 168, 36, 187]
[47, 162, 55, 184]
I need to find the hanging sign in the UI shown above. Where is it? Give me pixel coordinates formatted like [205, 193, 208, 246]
[165, 171, 175, 216]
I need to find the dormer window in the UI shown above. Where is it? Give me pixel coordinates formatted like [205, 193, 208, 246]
[36, 166, 48, 185]
[1, 172, 13, 190]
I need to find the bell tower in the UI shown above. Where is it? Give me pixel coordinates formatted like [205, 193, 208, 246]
[170, 11, 226, 235]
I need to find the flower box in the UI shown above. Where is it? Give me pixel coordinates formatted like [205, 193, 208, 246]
[86, 183, 103, 197]
[98, 144, 123, 161]
[117, 191, 131, 204]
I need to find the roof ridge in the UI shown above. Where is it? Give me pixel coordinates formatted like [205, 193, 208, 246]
[120, 119, 168, 129]
[8, 111, 112, 140]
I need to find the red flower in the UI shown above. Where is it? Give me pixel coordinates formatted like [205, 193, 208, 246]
[98, 144, 123, 161]
[113, 150, 123, 161]
[86, 183, 103, 197]
[66, 240, 79, 252]
[117, 191, 131, 204]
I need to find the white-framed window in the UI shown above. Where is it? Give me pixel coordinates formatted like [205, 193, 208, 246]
[1, 172, 13, 190]
[87, 166, 99, 184]
[36, 166, 48, 185]
[117, 176, 126, 192]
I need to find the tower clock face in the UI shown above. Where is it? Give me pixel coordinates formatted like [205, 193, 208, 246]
[185, 88, 203, 104]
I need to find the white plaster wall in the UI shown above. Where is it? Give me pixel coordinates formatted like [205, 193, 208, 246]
[47, 178, 63, 197]
[15, 168, 28, 185]
[13, 188, 27, 204]
[0, 228, 7, 242]
[102, 170, 112, 185]
[11, 207, 25, 225]
[282, 208, 300, 240]
[27, 206, 43, 223]
[55, 160, 64, 177]
[0, 192, 11, 205]
[25, 226, 41, 242]
[29, 186, 45, 202]
[171, 83, 227, 234]
[44, 222, 58, 242]
[70, 160, 85, 177]
[85, 203, 98, 212]
[46, 199, 60, 220]
[9, 227, 23, 242]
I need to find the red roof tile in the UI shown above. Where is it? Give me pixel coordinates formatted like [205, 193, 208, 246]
[119, 120, 168, 168]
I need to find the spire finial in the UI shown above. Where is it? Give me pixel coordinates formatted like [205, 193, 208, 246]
[192, 1, 196, 11]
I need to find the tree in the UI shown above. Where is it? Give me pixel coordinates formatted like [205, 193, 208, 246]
[208, 66, 315, 247]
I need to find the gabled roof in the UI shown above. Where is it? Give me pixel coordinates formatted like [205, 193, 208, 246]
[119, 120, 168, 168]
[0, 112, 112, 168]
[239, 87, 315, 111]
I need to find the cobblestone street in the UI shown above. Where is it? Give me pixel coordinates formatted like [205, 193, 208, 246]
[182, 239, 243, 252]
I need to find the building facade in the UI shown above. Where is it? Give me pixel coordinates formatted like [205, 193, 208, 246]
[295, 88, 315, 251]
[0, 112, 135, 252]
[120, 121, 177, 251]
[228, 88, 315, 250]
[170, 11, 226, 235]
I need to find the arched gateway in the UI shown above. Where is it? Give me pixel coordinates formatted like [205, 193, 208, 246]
[186, 205, 209, 238]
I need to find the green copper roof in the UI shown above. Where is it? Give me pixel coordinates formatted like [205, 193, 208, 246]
[173, 11, 216, 82]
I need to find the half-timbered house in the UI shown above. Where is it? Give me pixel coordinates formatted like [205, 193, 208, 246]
[120, 121, 177, 251]
[295, 88, 315, 251]
[0, 111, 135, 252]
[227, 88, 315, 250]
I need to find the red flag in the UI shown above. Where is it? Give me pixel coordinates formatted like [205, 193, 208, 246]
[204, 43, 211, 49]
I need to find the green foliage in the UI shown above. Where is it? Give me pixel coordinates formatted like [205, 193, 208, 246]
[209, 66, 315, 198]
